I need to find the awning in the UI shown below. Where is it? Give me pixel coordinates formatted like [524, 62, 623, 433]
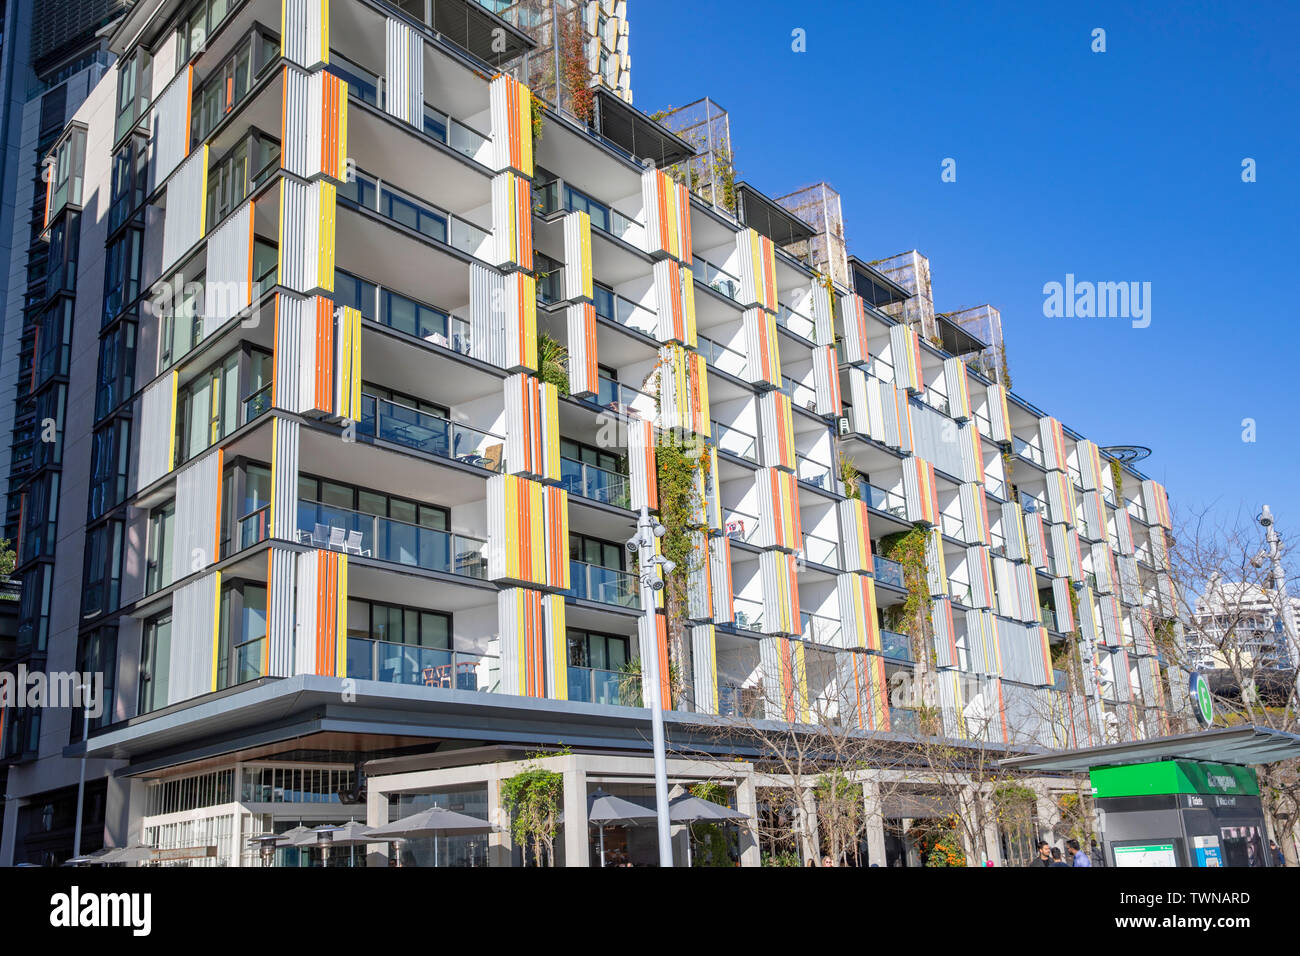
[591, 88, 697, 167]
[737, 183, 816, 246]
[999, 725, 1300, 774]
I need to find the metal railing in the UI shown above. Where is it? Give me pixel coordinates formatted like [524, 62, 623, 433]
[692, 255, 741, 301]
[880, 629, 912, 661]
[339, 170, 492, 261]
[568, 560, 641, 609]
[560, 457, 631, 509]
[713, 421, 757, 462]
[1012, 435, 1044, 466]
[866, 483, 908, 519]
[775, 303, 817, 342]
[347, 638, 499, 692]
[796, 453, 833, 489]
[722, 509, 761, 543]
[801, 611, 842, 646]
[359, 394, 506, 471]
[566, 666, 633, 706]
[874, 555, 905, 588]
[781, 376, 818, 411]
[732, 596, 764, 632]
[696, 334, 747, 378]
[593, 376, 656, 420]
[297, 500, 488, 578]
[593, 285, 658, 335]
[801, 532, 840, 568]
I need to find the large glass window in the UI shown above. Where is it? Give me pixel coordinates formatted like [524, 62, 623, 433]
[188, 27, 277, 145]
[569, 532, 624, 571]
[44, 213, 80, 299]
[73, 627, 119, 738]
[88, 418, 131, 520]
[222, 461, 271, 555]
[82, 520, 124, 618]
[140, 616, 174, 714]
[177, 0, 244, 66]
[216, 582, 267, 689]
[146, 501, 176, 593]
[115, 54, 151, 143]
[103, 228, 143, 323]
[35, 298, 72, 384]
[95, 320, 136, 421]
[48, 126, 86, 219]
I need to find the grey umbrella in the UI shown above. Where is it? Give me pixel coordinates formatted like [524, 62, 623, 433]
[307, 821, 397, 866]
[364, 807, 495, 867]
[669, 794, 749, 866]
[587, 790, 657, 867]
[99, 844, 157, 865]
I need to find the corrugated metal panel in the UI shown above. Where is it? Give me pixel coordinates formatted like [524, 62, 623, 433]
[490, 74, 533, 177]
[641, 167, 691, 262]
[168, 572, 219, 704]
[278, 178, 336, 294]
[172, 451, 221, 575]
[757, 390, 795, 472]
[943, 357, 971, 420]
[735, 228, 777, 312]
[562, 210, 592, 301]
[836, 572, 880, 651]
[754, 467, 801, 551]
[385, 17, 423, 125]
[811, 345, 841, 416]
[742, 307, 781, 388]
[839, 294, 869, 366]
[266, 547, 297, 677]
[202, 200, 253, 332]
[836, 498, 872, 574]
[282, 67, 349, 181]
[889, 324, 923, 392]
[504, 373, 558, 482]
[137, 372, 177, 488]
[270, 417, 300, 540]
[709, 535, 734, 623]
[566, 302, 598, 397]
[160, 146, 208, 273]
[759, 550, 800, 635]
[148, 65, 192, 191]
[493, 172, 534, 271]
[282, 0, 330, 67]
[690, 624, 718, 714]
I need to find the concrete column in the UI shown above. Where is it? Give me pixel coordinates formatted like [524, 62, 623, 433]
[561, 760, 588, 867]
[364, 781, 386, 867]
[0, 796, 21, 865]
[1032, 779, 1062, 847]
[861, 778, 886, 867]
[799, 785, 819, 863]
[735, 772, 760, 867]
[486, 767, 512, 868]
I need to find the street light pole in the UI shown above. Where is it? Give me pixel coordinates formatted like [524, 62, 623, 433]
[1256, 506, 1300, 705]
[631, 504, 674, 866]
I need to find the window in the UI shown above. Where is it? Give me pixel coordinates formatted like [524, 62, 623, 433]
[174, 347, 270, 464]
[103, 228, 143, 323]
[177, 0, 243, 66]
[346, 599, 449, 647]
[19, 472, 59, 563]
[222, 461, 271, 555]
[569, 532, 624, 571]
[560, 437, 620, 474]
[47, 126, 87, 220]
[88, 418, 131, 519]
[334, 270, 377, 320]
[158, 270, 204, 369]
[95, 321, 136, 420]
[30, 384, 66, 470]
[109, 137, 148, 233]
[44, 213, 80, 299]
[146, 502, 176, 594]
[16, 563, 52, 656]
[140, 616, 173, 714]
[205, 132, 279, 226]
[188, 28, 277, 146]
[115, 54, 151, 143]
[345, 598, 451, 683]
[566, 629, 629, 671]
[216, 582, 267, 689]
[73, 627, 118, 738]
[35, 298, 72, 384]
[82, 520, 125, 618]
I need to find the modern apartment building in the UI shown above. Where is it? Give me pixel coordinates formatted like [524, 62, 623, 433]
[0, 0, 1191, 866]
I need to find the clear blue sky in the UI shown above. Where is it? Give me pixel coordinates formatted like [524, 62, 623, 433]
[630, 0, 1299, 532]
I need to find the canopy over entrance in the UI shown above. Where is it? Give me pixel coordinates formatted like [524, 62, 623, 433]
[999, 725, 1300, 774]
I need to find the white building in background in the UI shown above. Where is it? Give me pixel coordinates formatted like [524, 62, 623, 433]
[1192, 580, 1298, 671]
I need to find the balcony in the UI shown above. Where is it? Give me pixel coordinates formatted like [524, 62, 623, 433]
[340, 268, 473, 354]
[795, 453, 832, 489]
[801, 611, 841, 646]
[865, 483, 907, 519]
[568, 560, 640, 609]
[692, 255, 741, 302]
[801, 532, 840, 569]
[592, 283, 658, 336]
[722, 509, 761, 544]
[731, 596, 764, 632]
[566, 666, 634, 706]
[873, 555, 905, 589]
[297, 500, 488, 578]
[889, 707, 920, 734]
[358, 394, 506, 471]
[775, 303, 816, 342]
[1012, 435, 1044, 467]
[718, 681, 764, 719]
[338, 170, 492, 261]
[880, 629, 912, 661]
[696, 334, 747, 378]
[1040, 607, 1059, 631]
[560, 457, 631, 509]
[780, 376, 818, 412]
[948, 579, 973, 607]
[533, 179, 645, 247]
[347, 638, 499, 692]
[939, 511, 965, 541]
[713, 422, 757, 462]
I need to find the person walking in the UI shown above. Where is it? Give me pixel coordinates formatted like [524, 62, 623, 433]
[1090, 838, 1106, 867]
[1067, 838, 1091, 867]
[1030, 840, 1053, 867]
[1049, 847, 1069, 868]
[1269, 840, 1286, 867]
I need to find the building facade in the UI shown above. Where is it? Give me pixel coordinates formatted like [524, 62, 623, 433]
[0, 0, 1191, 866]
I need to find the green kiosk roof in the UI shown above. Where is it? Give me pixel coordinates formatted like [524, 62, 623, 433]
[998, 725, 1300, 774]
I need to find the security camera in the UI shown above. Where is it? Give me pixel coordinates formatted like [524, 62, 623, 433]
[652, 522, 667, 538]
[1250, 554, 1265, 569]
[625, 537, 641, 553]
[650, 578, 665, 592]
[659, 558, 677, 575]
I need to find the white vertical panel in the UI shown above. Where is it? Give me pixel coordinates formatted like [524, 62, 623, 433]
[282, 0, 329, 68]
[469, 262, 506, 367]
[202, 200, 253, 331]
[690, 625, 718, 714]
[138, 374, 176, 488]
[172, 452, 221, 576]
[294, 550, 321, 675]
[266, 547, 297, 677]
[160, 148, 207, 272]
[385, 17, 423, 125]
[148, 66, 191, 190]
[271, 418, 300, 540]
[709, 536, 734, 623]
[168, 573, 218, 704]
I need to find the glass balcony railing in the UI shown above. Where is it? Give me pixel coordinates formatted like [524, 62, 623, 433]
[358, 394, 506, 471]
[718, 682, 763, 719]
[692, 256, 741, 301]
[232, 504, 271, 556]
[948, 580, 973, 607]
[732, 597, 763, 632]
[696, 335, 747, 378]
[297, 500, 488, 578]
[422, 104, 492, 166]
[560, 457, 631, 509]
[775, 303, 816, 342]
[347, 638, 499, 692]
[593, 284, 658, 335]
[533, 180, 646, 247]
[889, 706, 920, 735]
[566, 665, 632, 706]
[973, 410, 993, 440]
[880, 629, 912, 661]
[339, 170, 493, 261]
[1012, 435, 1044, 466]
[567, 560, 641, 608]
[593, 376, 656, 419]
[939, 511, 966, 540]
[801, 532, 839, 568]
[866, 483, 907, 519]
[722, 509, 760, 543]
[873, 555, 905, 588]
[713, 421, 757, 462]
[796, 454, 833, 489]
[243, 383, 272, 425]
[1040, 607, 1058, 631]
[801, 611, 841, 646]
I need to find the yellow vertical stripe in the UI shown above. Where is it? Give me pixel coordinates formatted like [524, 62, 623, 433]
[210, 570, 223, 692]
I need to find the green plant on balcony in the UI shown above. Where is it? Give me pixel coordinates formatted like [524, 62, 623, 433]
[712, 144, 737, 213]
[617, 655, 683, 709]
[538, 332, 569, 396]
[1109, 458, 1125, 498]
[997, 342, 1012, 390]
[879, 525, 935, 668]
[838, 454, 860, 499]
[530, 91, 545, 146]
[559, 8, 594, 126]
[655, 435, 709, 676]
[500, 751, 566, 867]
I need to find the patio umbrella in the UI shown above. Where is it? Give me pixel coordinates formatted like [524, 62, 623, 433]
[669, 794, 749, 867]
[364, 807, 495, 867]
[308, 821, 397, 866]
[98, 844, 157, 865]
[587, 790, 656, 867]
